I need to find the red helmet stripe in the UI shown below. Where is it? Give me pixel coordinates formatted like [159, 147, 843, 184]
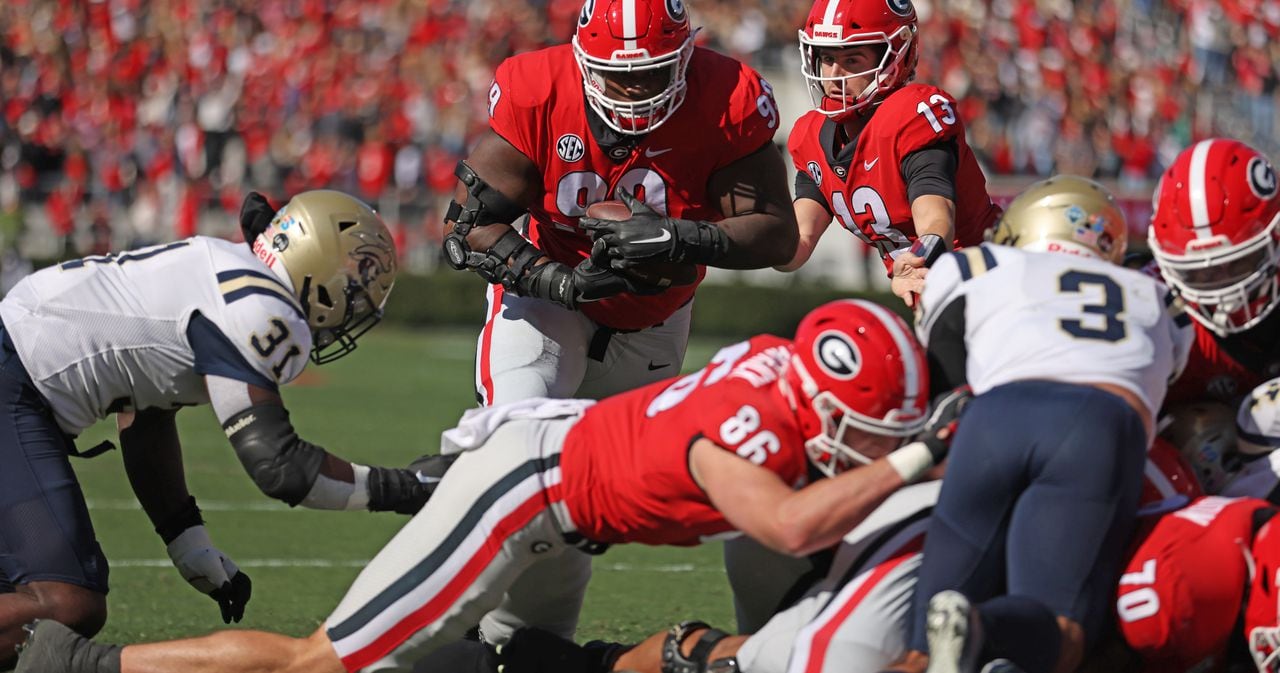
[622, 0, 638, 51]
[1143, 456, 1176, 498]
[1188, 139, 1215, 234]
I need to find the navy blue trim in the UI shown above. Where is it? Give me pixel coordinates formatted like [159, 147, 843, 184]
[326, 454, 561, 640]
[216, 268, 291, 292]
[217, 269, 306, 323]
[1163, 290, 1192, 328]
[979, 244, 998, 272]
[187, 313, 278, 392]
[60, 241, 191, 270]
[951, 250, 973, 280]
[222, 287, 307, 323]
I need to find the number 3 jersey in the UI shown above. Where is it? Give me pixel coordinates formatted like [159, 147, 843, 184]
[488, 44, 777, 330]
[558, 335, 807, 546]
[916, 244, 1194, 420]
[787, 84, 1000, 271]
[0, 237, 311, 435]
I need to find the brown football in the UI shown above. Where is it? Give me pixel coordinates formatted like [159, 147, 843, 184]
[584, 200, 699, 289]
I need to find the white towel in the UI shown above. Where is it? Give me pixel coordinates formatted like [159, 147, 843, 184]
[440, 397, 597, 454]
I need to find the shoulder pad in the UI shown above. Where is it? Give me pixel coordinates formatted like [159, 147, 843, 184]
[874, 84, 963, 156]
[214, 268, 312, 384]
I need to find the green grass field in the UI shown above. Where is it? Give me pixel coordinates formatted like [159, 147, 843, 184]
[72, 327, 736, 645]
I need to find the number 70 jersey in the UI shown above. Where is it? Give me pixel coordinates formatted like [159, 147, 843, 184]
[915, 244, 1194, 420]
[0, 237, 311, 434]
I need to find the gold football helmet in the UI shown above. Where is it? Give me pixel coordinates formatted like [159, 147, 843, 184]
[990, 175, 1128, 263]
[253, 190, 397, 364]
[1159, 401, 1239, 494]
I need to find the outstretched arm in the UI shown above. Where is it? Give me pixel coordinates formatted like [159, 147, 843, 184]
[775, 197, 833, 272]
[205, 375, 432, 514]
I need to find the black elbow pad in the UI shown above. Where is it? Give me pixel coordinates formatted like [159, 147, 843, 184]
[222, 405, 324, 506]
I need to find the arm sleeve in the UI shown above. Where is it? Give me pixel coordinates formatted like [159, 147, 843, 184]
[900, 140, 959, 203]
[794, 170, 829, 209]
[923, 297, 968, 394]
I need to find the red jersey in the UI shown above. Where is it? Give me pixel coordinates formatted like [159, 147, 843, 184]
[488, 45, 778, 330]
[1117, 496, 1273, 673]
[559, 335, 808, 546]
[787, 84, 1000, 273]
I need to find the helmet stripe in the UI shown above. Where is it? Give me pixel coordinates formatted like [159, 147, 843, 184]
[856, 301, 924, 409]
[622, 0, 638, 51]
[822, 0, 841, 25]
[1188, 139, 1215, 234]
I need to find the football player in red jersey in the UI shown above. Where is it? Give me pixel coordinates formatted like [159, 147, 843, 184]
[1109, 496, 1280, 673]
[12, 300, 968, 673]
[1150, 139, 1280, 407]
[443, 0, 796, 408]
[775, 0, 1001, 306]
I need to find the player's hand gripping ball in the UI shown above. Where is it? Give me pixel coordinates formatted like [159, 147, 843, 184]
[583, 200, 699, 289]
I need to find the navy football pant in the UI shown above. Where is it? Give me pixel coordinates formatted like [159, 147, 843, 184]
[908, 380, 1146, 661]
[0, 324, 108, 593]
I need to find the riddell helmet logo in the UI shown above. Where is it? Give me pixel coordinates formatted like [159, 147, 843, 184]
[815, 330, 861, 380]
[811, 24, 843, 40]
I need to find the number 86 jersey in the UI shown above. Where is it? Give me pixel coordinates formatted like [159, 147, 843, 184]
[0, 237, 311, 435]
[915, 244, 1194, 421]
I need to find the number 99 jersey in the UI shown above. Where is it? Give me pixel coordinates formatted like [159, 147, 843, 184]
[558, 335, 807, 546]
[0, 237, 311, 435]
[915, 244, 1194, 420]
[1117, 496, 1273, 672]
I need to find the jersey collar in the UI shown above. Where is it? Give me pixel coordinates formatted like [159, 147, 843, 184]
[819, 117, 860, 179]
[585, 101, 648, 163]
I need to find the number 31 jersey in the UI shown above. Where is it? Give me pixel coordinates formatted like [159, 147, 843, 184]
[915, 244, 1194, 420]
[0, 237, 311, 434]
[558, 335, 807, 546]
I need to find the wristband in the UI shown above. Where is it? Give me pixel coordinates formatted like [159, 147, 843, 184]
[886, 441, 935, 483]
[910, 233, 947, 267]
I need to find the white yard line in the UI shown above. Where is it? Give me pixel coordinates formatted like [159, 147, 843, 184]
[89, 499, 290, 512]
[111, 559, 721, 573]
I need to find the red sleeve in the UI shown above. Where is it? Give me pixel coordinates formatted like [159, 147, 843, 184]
[486, 56, 547, 162]
[787, 113, 819, 175]
[715, 64, 781, 168]
[876, 85, 966, 161]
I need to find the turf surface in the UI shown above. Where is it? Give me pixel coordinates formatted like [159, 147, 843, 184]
[73, 328, 736, 645]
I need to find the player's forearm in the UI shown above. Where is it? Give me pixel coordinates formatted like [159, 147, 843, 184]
[771, 461, 906, 556]
[712, 210, 799, 269]
[775, 201, 832, 272]
[118, 409, 197, 533]
[909, 195, 956, 245]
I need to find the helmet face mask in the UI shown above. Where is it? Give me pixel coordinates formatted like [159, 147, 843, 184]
[254, 190, 397, 364]
[797, 0, 918, 120]
[1249, 521, 1280, 673]
[573, 0, 696, 135]
[1149, 139, 1280, 336]
[786, 300, 928, 478]
[990, 174, 1128, 264]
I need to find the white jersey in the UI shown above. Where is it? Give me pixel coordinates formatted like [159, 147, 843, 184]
[916, 244, 1193, 419]
[0, 237, 311, 434]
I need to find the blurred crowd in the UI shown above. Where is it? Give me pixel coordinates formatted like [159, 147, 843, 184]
[0, 0, 1277, 269]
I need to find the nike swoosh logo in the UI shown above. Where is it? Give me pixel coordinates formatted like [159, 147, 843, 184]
[645, 147, 673, 158]
[647, 361, 670, 371]
[632, 229, 672, 244]
[863, 158, 879, 170]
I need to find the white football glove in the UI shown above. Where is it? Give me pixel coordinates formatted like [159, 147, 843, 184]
[166, 525, 253, 623]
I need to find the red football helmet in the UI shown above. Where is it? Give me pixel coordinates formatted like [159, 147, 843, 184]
[797, 0, 919, 120]
[785, 299, 928, 477]
[572, 0, 697, 135]
[1149, 138, 1280, 336]
[1136, 437, 1207, 516]
[1247, 516, 1280, 672]
[1159, 401, 1239, 494]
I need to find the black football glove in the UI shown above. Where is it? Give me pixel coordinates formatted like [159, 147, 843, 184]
[209, 570, 253, 624]
[913, 385, 973, 464]
[522, 258, 664, 310]
[580, 187, 728, 266]
[367, 465, 448, 516]
[238, 192, 277, 245]
[496, 627, 632, 673]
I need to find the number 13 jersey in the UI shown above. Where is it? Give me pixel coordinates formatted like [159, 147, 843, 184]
[915, 244, 1194, 420]
[0, 237, 311, 434]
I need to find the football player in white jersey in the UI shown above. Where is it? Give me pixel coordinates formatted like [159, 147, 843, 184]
[887, 176, 1194, 673]
[0, 190, 433, 668]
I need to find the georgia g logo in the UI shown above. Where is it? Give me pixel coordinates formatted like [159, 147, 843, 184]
[579, 0, 596, 27]
[1248, 157, 1278, 200]
[886, 0, 914, 17]
[815, 331, 860, 380]
[666, 0, 687, 22]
